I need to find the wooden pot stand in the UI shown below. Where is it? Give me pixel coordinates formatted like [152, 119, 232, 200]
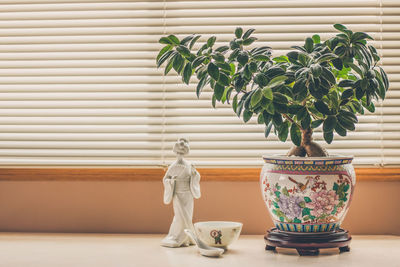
[264, 228, 351, 256]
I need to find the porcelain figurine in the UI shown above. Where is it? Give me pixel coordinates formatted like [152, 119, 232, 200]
[161, 138, 201, 248]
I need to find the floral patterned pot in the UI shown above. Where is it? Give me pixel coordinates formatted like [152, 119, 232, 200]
[260, 155, 355, 233]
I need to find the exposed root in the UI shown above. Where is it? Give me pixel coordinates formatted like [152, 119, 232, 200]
[287, 146, 306, 157]
[286, 128, 329, 157]
[304, 142, 328, 157]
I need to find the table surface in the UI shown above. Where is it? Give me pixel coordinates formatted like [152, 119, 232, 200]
[0, 233, 399, 267]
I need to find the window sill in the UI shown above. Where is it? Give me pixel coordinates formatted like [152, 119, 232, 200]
[0, 167, 399, 182]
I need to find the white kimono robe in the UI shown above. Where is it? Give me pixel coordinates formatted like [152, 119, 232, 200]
[161, 160, 200, 247]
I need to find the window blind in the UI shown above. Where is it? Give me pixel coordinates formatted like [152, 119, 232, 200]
[0, 0, 399, 167]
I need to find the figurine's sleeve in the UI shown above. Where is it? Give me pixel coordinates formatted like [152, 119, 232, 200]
[163, 167, 175, 204]
[190, 164, 201, 199]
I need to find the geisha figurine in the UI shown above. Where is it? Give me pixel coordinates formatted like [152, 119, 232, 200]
[161, 138, 201, 248]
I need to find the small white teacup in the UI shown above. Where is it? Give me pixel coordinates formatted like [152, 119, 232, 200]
[194, 221, 242, 249]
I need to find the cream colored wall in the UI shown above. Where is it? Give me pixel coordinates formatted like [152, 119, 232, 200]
[0, 181, 398, 235]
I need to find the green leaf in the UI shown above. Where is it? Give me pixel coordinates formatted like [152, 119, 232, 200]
[243, 110, 253, 123]
[352, 32, 373, 42]
[159, 37, 172, 45]
[287, 51, 299, 62]
[332, 58, 343, 70]
[164, 58, 174, 75]
[305, 37, 314, 53]
[339, 110, 358, 123]
[323, 115, 337, 132]
[255, 73, 269, 87]
[311, 119, 323, 129]
[262, 88, 273, 101]
[299, 202, 306, 208]
[304, 197, 312, 203]
[253, 54, 270, 61]
[215, 45, 229, 53]
[157, 45, 172, 61]
[243, 37, 257, 46]
[237, 51, 249, 65]
[230, 63, 236, 76]
[272, 92, 288, 104]
[348, 63, 363, 77]
[335, 122, 347, 136]
[310, 64, 322, 77]
[248, 62, 258, 73]
[272, 55, 288, 63]
[334, 24, 348, 33]
[257, 113, 264, 124]
[380, 67, 389, 90]
[314, 100, 330, 115]
[290, 123, 301, 146]
[189, 35, 201, 50]
[172, 54, 184, 73]
[338, 79, 355, 88]
[265, 102, 275, 115]
[180, 35, 194, 46]
[167, 35, 180, 45]
[232, 94, 238, 112]
[287, 105, 303, 114]
[211, 52, 225, 63]
[251, 89, 263, 107]
[272, 113, 282, 127]
[323, 131, 334, 144]
[321, 68, 336, 84]
[207, 62, 219, 80]
[279, 216, 285, 222]
[217, 62, 231, 73]
[217, 73, 230, 86]
[214, 83, 225, 101]
[312, 34, 321, 44]
[207, 36, 216, 47]
[278, 121, 289, 142]
[211, 94, 217, 108]
[242, 28, 256, 39]
[301, 113, 311, 129]
[235, 27, 243, 38]
[156, 50, 174, 68]
[196, 76, 208, 98]
[338, 116, 355, 131]
[176, 45, 191, 57]
[264, 122, 273, 138]
[192, 56, 206, 69]
[341, 89, 354, 99]
[182, 63, 192, 85]
[267, 75, 287, 88]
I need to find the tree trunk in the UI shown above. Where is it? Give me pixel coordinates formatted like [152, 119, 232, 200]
[287, 128, 328, 157]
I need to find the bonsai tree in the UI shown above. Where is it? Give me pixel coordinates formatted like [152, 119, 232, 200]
[156, 24, 389, 157]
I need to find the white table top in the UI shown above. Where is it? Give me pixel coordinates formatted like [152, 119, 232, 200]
[0, 233, 399, 267]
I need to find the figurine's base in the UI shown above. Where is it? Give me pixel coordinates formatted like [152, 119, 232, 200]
[264, 227, 351, 256]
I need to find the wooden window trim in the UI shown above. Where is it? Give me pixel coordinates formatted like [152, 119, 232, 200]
[0, 167, 399, 182]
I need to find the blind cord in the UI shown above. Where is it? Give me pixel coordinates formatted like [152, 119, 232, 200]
[161, 0, 167, 169]
[378, 0, 385, 168]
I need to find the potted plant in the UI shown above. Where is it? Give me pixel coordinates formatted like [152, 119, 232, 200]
[156, 24, 388, 240]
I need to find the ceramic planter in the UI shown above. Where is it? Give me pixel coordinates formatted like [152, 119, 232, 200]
[260, 156, 355, 233]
